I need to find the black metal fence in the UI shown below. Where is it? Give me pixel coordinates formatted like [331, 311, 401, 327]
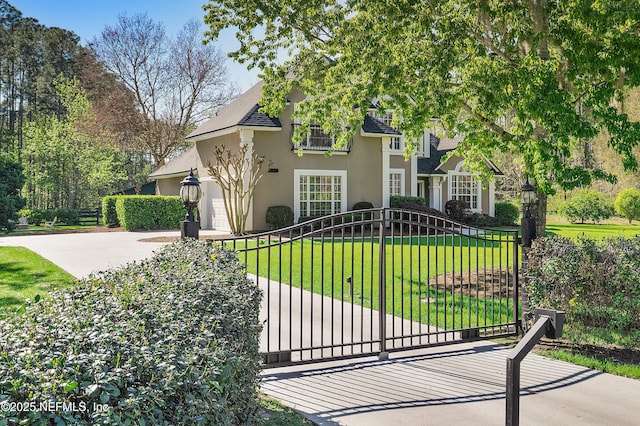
[219, 208, 520, 367]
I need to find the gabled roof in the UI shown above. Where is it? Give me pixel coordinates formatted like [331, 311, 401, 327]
[418, 134, 503, 175]
[148, 146, 198, 179]
[186, 81, 282, 141]
[188, 81, 402, 141]
[418, 134, 451, 174]
[361, 115, 402, 136]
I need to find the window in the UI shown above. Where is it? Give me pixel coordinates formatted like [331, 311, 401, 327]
[292, 103, 348, 152]
[304, 120, 334, 150]
[295, 170, 347, 219]
[448, 161, 481, 211]
[369, 110, 402, 151]
[389, 169, 405, 196]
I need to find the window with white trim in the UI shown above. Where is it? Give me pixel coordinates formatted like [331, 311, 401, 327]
[389, 169, 405, 196]
[448, 161, 481, 211]
[295, 170, 347, 219]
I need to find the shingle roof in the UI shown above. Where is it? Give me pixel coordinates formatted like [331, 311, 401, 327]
[186, 81, 281, 141]
[362, 115, 402, 135]
[418, 134, 451, 174]
[238, 104, 282, 128]
[149, 146, 198, 178]
[418, 134, 504, 175]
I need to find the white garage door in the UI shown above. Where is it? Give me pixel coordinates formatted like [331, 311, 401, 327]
[202, 181, 231, 232]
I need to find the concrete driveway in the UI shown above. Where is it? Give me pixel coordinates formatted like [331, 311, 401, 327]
[0, 230, 223, 278]
[2, 230, 639, 425]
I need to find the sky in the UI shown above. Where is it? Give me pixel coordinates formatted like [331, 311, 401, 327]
[10, 0, 260, 91]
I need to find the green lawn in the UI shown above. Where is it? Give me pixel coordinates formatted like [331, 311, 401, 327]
[1, 224, 103, 237]
[228, 232, 519, 330]
[0, 246, 77, 318]
[545, 215, 640, 240]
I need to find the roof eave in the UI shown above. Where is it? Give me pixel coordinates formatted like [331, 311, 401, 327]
[186, 124, 282, 142]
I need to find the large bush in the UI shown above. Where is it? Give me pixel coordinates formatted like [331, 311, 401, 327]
[390, 195, 426, 208]
[17, 209, 80, 226]
[265, 205, 294, 230]
[0, 241, 263, 425]
[559, 190, 614, 223]
[444, 199, 471, 222]
[614, 187, 640, 224]
[527, 236, 640, 333]
[101, 196, 120, 227]
[0, 156, 26, 232]
[115, 195, 186, 231]
[494, 202, 520, 226]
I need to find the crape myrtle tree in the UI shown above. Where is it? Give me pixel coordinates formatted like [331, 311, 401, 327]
[203, 0, 640, 234]
[207, 144, 272, 235]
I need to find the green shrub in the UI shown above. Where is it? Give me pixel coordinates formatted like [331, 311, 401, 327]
[494, 202, 519, 226]
[265, 205, 294, 230]
[53, 208, 80, 225]
[115, 195, 186, 231]
[101, 196, 120, 227]
[18, 209, 46, 226]
[17, 209, 80, 226]
[614, 187, 640, 224]
[527, 236, 640, 336]
[468, 213, 499, 227]
[390, 196, 426, 208]
[0, 241, 263, 425]
[352, 201, 374, 210]
[444, 199, 471, 222]
[559, 190, 614, 224]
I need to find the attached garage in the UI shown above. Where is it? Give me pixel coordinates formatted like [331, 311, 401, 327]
[200, 179, 231, 232]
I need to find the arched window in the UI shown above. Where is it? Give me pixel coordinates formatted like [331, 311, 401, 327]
[448, 161, 481, 211]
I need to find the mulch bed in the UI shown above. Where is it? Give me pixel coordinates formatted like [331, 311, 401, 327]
[137, 234, 234, 243]
[536, 339, 640, 365]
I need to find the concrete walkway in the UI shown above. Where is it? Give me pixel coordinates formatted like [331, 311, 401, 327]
[2, 231, 640, 425]
[262, 341, 639, 425]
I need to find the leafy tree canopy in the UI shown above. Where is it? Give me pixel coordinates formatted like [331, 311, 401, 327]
[204, 0, 640, 193]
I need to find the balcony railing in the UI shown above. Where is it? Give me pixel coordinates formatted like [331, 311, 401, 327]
[291, 124, 351, 152]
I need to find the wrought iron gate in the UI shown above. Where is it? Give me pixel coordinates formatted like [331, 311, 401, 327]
[219, 208, 520, 367]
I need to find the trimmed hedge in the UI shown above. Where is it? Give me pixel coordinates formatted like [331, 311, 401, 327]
[101, 196, 119, 227]
[390, 196, 426, 208]
[114, 195, 186, 231]
[265, 205, 294, 230]
[352, 201, 374, 210]
[0, 241, 263, 425]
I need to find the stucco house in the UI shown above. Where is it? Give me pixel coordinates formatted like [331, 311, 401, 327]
[149, 81, 502, 232]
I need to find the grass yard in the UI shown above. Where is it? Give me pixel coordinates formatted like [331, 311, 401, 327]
[227, 232, 519, 331]
[1, 224, 105, 237]
[545, 214, 640, 240]
[0, 246, 77, 318]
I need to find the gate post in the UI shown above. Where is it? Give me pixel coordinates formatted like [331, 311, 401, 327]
[512, 230, 520, 331]
[378, 208, 388, 359]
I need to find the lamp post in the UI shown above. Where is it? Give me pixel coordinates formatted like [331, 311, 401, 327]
[520, 179, 537, 248]
[180, 168, 202, 239]
[520, 178, 537, 332]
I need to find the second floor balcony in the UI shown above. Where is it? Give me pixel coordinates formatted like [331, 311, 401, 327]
[291, 123, 351, 153]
